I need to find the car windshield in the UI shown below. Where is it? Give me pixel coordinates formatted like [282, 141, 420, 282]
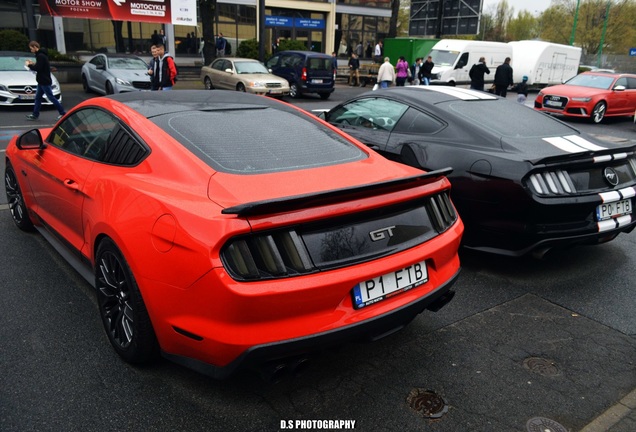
[0, 55, 35, 71]
[447, 99, 576, 138]
[565, 74, 615, 90]
[235, 61, 269, 74]
[429, 50, 460, 67]
[152, 107, 366, 174]
[108, 57, 148, 70]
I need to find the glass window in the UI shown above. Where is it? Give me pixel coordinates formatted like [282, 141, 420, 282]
[394, 108, 445, 134]
[328, 98, 408, 132]
[49, 108, 117, 161]
[614, 77, 627, 88]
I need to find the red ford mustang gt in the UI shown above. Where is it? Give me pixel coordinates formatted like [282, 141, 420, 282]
[5, 91, 463, 378]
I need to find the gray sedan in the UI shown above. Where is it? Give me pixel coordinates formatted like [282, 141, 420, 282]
[81, 53, 152, 95]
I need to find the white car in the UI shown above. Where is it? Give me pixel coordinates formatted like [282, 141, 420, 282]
[201, 57, 290, 97]
[81, 53, 151, 95]
[0, 51, 62, 106]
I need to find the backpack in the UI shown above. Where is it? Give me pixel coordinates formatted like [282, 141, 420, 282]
[167, 56, 179, 82]
[225, 41, 231, 55]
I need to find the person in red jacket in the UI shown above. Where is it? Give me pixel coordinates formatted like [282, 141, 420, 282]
[152, 43, 177, 91]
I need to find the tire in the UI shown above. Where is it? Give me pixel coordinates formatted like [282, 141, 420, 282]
[319, 92, 331, 100]
[204, 76, 214, 90]
[82, 75, 92, 94]
[4, 162, 34, 232]
[237, 83, 246, 92]
[105, 81, 114, 95]
[591, 101, 606, 124]
[290, 83, 300, 99]
[96, 238, 159, 364]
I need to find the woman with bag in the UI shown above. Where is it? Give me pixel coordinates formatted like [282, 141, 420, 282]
[395, 56, 409, 86]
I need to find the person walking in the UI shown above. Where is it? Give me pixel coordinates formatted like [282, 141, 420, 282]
[469, 56, 490, 91]
[410, 58, 422, 86]
[395, 56, 409, 86]
[216, 33, 227, 57]
[514, 75, 529, 104]
[376, 57, 395, 89]
[494, 57, 514, 97]
[419, 55, 434, 85]
[24, 41, 66, 121]
[152, 43, 177, 91]
[348, 53, 360, 86]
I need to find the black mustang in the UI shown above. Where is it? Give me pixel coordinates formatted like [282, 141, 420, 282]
[319, 86, 636, 257]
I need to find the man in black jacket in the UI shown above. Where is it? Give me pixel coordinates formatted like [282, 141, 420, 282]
[348, 53, 360, 86]
[494, 57, 514, 97]
[419, 56, 434, 85]
[469, 57, 490, 91]
[25, 41, 66, 121]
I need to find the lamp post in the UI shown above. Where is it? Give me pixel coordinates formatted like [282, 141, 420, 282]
[569, 0, 581, 45]
[597, 1, 611, 68]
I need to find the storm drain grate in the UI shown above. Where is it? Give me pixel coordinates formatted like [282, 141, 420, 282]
[406, 388, 448, 419]
[523, 357, 561, 377]
[526, 416, 568, 432]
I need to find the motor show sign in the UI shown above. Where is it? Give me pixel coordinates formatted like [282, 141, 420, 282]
[38, 0, 197, 25]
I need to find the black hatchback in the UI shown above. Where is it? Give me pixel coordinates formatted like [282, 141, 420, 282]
[266, 51, 335, 99]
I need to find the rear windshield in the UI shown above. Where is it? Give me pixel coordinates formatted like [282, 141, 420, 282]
[152, 107, 366, 174]
[308, 57, 333, 71]
[447, 100, 576, 138]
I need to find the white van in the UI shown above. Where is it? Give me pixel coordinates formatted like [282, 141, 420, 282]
[428, 39, 511, 86]
[508, 40, 581, 87]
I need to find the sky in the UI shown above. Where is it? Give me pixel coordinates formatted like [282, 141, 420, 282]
[482, 0, 553, 15]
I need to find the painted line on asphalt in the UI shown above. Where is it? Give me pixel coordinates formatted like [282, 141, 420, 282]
[580, 387, 636, 432]
[0, 204, 9, 210]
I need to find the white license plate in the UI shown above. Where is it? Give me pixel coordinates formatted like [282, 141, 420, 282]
[544, 100, 562, 107]
[596, 199, 632, 221]
[19, 94, 36, 100]
[352, 261, 428, 309]
[268, 90, 281, 94]
[312, 79, 323, 84]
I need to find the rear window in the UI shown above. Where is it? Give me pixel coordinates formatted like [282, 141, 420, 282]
[447, 100, 576, 138]
[307, 57, 333, 71]
[152, 107, 366, 174]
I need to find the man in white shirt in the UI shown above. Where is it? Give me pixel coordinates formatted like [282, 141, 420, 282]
[374, 41, 383, 63]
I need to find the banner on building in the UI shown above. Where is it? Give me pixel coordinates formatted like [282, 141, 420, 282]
[38, 0, 197, 25]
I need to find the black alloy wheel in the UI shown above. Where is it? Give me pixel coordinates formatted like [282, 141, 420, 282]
[204, 76, 214, 90]
[96, 238, 159, 364]
[237, 83, 246, 92]
[289, 82, 300, 98]
[82, 75, 92, 94]
[4, 163, 34, 231]
[105, 81, 114, 95]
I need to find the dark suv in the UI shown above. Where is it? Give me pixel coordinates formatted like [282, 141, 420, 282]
[266, 51, 335, 99]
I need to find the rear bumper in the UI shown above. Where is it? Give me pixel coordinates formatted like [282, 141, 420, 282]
[162, 269, 460, 379]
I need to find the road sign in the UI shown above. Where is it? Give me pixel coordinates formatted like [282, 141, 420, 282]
[630, 48, 636, 56]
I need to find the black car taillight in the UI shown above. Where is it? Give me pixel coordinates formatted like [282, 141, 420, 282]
[222, 230, 314, 280]
[426, 192, 457, 232]
[301, 67, 307, 82]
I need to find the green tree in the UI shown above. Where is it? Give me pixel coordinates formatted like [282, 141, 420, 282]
[0, 30, 29, 51]
[507, 10, 539, 41]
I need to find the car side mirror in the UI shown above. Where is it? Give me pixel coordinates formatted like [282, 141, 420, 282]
[97, 64, 105, 70]
[225, 68, 233, 74]
[16, 129, 45, 150]
[613, 85, 626, 92]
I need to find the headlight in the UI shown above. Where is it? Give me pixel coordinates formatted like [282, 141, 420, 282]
[537, 91, 544, 96]
[248, 81, 266, 88]
[571, 97, 592, 102]
[115, 77, 131, 86]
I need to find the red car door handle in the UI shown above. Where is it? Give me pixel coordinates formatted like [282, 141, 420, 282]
[64, 179, 80, 190]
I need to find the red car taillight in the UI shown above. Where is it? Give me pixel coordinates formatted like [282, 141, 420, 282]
[301, 67, 307, 82]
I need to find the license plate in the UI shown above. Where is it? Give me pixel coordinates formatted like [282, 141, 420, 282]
[352, 261, 428, 309]
[312, 79, 323, 84]
[544, 99, 563, 107]
[268, 90, 281, 94]
[596, 198, 632, 221]
[19, 94, 35, 100]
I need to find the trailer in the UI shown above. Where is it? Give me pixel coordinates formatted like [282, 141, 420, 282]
[508, 40, 582, 87]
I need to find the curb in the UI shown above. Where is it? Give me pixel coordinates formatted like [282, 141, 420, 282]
[580, 388, 636, 432]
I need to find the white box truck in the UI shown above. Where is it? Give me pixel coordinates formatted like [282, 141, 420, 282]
[428, 39, 512, 86]
[508, 40, 581, 87]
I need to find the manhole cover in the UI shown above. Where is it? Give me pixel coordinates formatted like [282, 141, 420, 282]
[526, 416, 568, 432]
[523, 357, 561, 377]
[406, 388, 448, 419]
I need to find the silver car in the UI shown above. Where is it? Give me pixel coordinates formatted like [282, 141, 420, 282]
[201, 57, 290, 97]
[0, 51, 62, 106]
[81, 53, 151, 95]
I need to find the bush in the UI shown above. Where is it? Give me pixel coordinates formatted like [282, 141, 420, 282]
[236, 38, 259, 60]
[279, 39, 308, 52]
[0, 30, 29, 51]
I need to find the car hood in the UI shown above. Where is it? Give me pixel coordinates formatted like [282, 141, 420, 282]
[500, 134, 635, 165]
[108, 69, 151, 81]
[0, 70, 60, 86]
[207, 157, 436, 212]
[541, 84, 608, 97]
